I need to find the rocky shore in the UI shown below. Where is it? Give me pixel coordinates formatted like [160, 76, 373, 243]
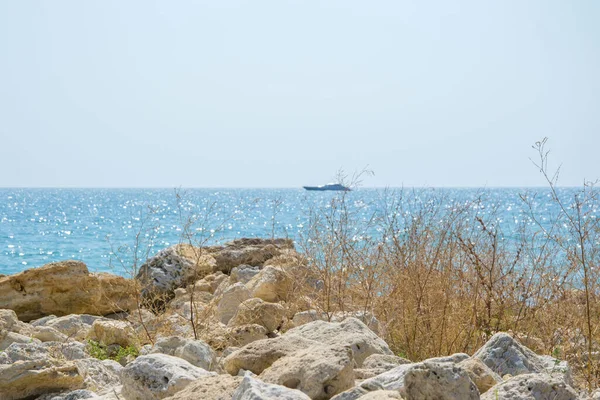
[0, 238, 596, 400]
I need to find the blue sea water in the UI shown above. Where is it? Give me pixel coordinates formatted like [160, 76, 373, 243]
[0, 187, 593, 277]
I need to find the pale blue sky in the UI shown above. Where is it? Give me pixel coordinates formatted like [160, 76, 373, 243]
[0, 1, 597, 188]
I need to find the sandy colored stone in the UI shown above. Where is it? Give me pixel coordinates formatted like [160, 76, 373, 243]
[87, 319, 137, 347]
[458, 358, 502, 395]
[246, 266, 293, 303]
[480, 373, 578, 400]
[163, 374, 243, 400]
[0, 261, 136, 321]
[228, 297, 285, 332]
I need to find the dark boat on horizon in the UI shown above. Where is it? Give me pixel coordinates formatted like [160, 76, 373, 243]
[303, 183, 351, 191]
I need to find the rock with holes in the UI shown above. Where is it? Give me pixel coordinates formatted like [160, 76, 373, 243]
[403, 361, 480, 400]
[259, 344, 355, 400]
[224, 335, 316, 375]
[75, 358, 123, 395]
[216, 283, 251, 324]
[480, 373, 578, 400]
[228, 297, 285, 332]
[207, 238, 295, 273]
[0, 261, 136, 321]
[163, 374, 243, 400]
[457, 358, 502, 395]
[227, 324, 269, 347]
[232, 372, 311, 400]
[285, 317, 393, 366]
[0, 342, 85, 400]
[136, 244, 216, 299]
[473, 333, 566, 379]
[145, 336, 216, 371]
[37, 389, 100, 399]
[121, 354, 216, 400]
[355, 353, 412, 379]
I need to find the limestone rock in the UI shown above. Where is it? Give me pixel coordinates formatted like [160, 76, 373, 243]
[359, 392, 403, 400]
[37, 389, 100, 399]
[473, 333, 553, 377]
[163, 374, 243, 400]
[285, 317, 393, 366]
[246, 266, 292, 303]
[355, 354, 412, 379]
[207, 238, 295, 273]
[232, 372, 311, 400]
[216, 283, 251, 324]
[75, 358, 123, 395]
[457, 358, 502, 395]
[403, 361, 479, 400]
[224, 335, 316, 375]
[227, 324, 269, 347]
[136, 244, 216, 299]
[0, 260, 136, 321]
[259, 344, 355, 400]
[146, 336, 216, 371]
[121, 353, 216, 400]
[230, 265, 260, 285]
[228, 297, 285, 333]
[480, 373, 578, 400]
[0, 331, 39, 350]
[32, 325, 70, 342]
[0, 342, 84, 400]
[193, 272, 228, 294]
[42, 314, 106, 341]
[87, 319, 137, 347]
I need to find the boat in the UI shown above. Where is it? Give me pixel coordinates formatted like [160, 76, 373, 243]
[303, 183, 351, 191]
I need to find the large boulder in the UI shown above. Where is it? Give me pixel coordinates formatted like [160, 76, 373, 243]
[355, 354, 412, 379]
[224, 335, 315, 375]
[75, 358, 123, 395]
[285, 317, 393, 366]
[163, 374, 243, 400]
[216, 283, 251, 324]
[480, 373, 578, 400]
[228, 297, 285, 333]
[143, 336, 216, 371]
[473, 333, 567, 379]
[136, 244, 216, 299]
[87, 319, 137, 348]
[259, 344, 355, 400]
[246, 266, 292, 303]
[0, 261, 136, 321]
[403, 361, 480, 400]
[232, 373, 311, 400]
[457, 358, 502, 395]
[0, 342, 85, 400]
[207, 238, 295, 273]
[121, 354, 215, 400]
[41, 314, 107, 341]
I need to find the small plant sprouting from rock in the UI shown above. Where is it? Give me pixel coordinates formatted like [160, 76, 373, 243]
[87, 340, 139, 363]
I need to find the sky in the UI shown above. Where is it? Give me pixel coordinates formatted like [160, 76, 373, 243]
[0, 1, 598, 188]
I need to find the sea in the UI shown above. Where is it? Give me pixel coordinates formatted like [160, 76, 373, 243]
[0, 187, 594, 277]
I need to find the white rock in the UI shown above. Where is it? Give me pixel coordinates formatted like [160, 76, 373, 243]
[285, 317, 393, 366]
[75, 358, 123, 395]
[32, 325, 69, 342]
[230, 265, 261, 285]
[480, 373, 578, 400]
[473, 333, 565, 379]
[0, 331, 39, 350]
[403, 361, 480, 400]
[44, 314, 106, 341]
[232, 372, 311, 400]
[216, 283, 251, 324]
[121, 353, 215, 400]
[147, 336, 216, 371]
[259, 344, 355, 399]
